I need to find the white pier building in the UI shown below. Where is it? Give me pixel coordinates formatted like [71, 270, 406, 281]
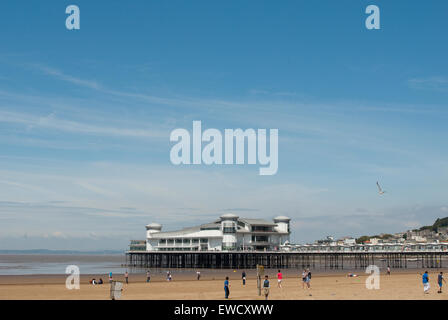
[144, 214, 291, 252]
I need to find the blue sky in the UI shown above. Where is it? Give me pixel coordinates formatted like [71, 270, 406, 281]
[0, 0, 448, 250]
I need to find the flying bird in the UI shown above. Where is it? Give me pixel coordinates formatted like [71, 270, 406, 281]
[376, 181, 386, 195]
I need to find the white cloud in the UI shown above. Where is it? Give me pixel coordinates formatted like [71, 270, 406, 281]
[0, 110, 166, 138]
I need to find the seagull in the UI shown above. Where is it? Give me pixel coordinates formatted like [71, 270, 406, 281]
[376, 181, 386, 195]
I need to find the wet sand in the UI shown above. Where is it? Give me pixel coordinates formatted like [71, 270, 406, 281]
[1, 270, 447, 300]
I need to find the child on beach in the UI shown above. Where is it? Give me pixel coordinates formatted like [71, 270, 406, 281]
[277, 269, 283, 288]
[242, 271, 246, 286]
[263, 275, 270, 300]
[109, 272, 113, 283]
[438, 272, 446, 293]
[224, 276, 230, 299]
[387, 266, 391, 276]
[124, 271, 129, 284]
[146, 270, 151, 283]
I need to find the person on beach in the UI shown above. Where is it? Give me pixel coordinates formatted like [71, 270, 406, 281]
[98, 278, 103, 284]
[109, 272, 113, 283]
[438, 272, 446, 293]
[277, 269, 283, 288]
[197, 271, 201, 280]
[263, 275, 270, 300]
[305, 269, 311, 289]
[387, 266, 391, 276]
[347, 273, 358, 277]
[146, 270, 151, 283]
[167, 271, 172, 281]
[301, 270, 307, 289]
[224, 276, 230, 299]
[242, 271, 246, 286]
[422, 271, 430, 294]
[124, 271, 129, 284]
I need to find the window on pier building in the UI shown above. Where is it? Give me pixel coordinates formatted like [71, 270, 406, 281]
[222, 221, 236, 234]
[252, 235, 269, 242]
[200, 238, 208, 243]
[223, 227, 236, 234]
[252, 226, 273, 232]
[237, 221, 248, 229]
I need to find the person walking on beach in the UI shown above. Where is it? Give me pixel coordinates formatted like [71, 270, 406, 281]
[146, 270, 151, 283]
[242, 271, 246, 286]
[438, 272, 446, 293]
[387, 266, 391, 276]
[301, 270, 307, 289]
[263, 275, 270, 300]
[422, 271, 430, 294]
[277, 269, 283, 288]
[109, 272, 113, 283]
[197, 271, 201, 280]
[305, 269, 311, 289]
[224, 276, 230, 299]
[167, 271, 172, 281]
[124, 271, 129, 284]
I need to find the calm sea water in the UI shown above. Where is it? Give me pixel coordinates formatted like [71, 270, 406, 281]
[0, 254, 127, 275]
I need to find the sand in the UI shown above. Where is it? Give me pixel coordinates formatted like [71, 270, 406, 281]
[1, 271, 447, 300]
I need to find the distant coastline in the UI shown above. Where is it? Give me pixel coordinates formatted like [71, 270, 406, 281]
[0, 249, 124, 255]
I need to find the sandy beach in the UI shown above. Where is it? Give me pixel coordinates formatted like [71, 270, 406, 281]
[1, 270, 447, 300]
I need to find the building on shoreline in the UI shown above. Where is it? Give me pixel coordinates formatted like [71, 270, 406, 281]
[134, 214, 291, 252]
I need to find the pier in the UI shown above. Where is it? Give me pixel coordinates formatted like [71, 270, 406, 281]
[126, 251, 448, 270]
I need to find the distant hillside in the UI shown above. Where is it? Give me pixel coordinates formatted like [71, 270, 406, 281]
[356, 216, 448, 244]
[415, 217, 448, 232]
[0, 249, 124, 255]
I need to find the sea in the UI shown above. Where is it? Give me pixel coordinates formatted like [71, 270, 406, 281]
[0, 254, 127, 275]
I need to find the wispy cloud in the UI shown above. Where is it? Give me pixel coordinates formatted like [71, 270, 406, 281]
[33, 64, 102, 90]
[408, 76, 448, 92]
[0, 110, 166, 138]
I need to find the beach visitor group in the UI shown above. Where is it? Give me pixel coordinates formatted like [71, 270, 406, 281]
[97, 267, 447, 299]
[422, 270, 446, 294]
